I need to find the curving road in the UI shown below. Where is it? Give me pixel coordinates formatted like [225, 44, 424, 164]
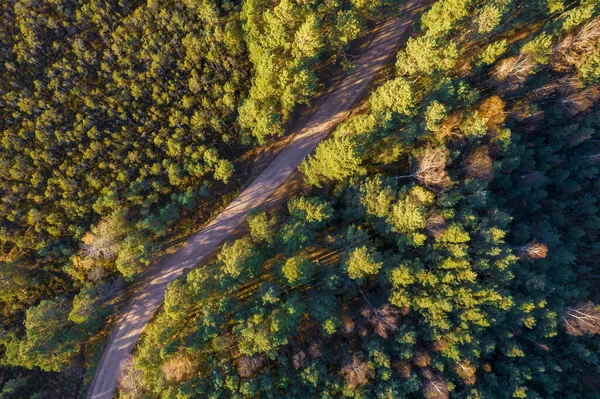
[87, 2, 426, 397]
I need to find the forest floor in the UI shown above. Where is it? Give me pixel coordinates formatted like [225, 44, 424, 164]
[87, 1, 428, 397]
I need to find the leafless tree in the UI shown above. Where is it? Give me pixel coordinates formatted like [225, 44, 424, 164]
[291, 350, 307, 370]
[437, 112, 465, 141]
[553, 16, 600, 72]
[340, 353, 374, 389]
[556, 76, 585, 96]
[212, 331, 236, 352]
[560, 85, 600, 115]
[465, 146, 494, 181]
[360, 302, 400, 339]
[336, 45, 359, 69]
[492, 54, 536, 92]
[531, 76, 590, 105]
[518, 241, 548, 261]
[422, 371, 449, 399]
[162, 353, 198, 382]
[308, 341, 324, 359]
[454, 360, 477, 385]
[517, 171, 543, 187]
[429, 338, 449, 352]
[411, 351, 431, 368]
[530, 81, 561, 101]
[533, 341, 550, 351]
[340, 316, 356, 335]
[398, 148, 452, 189]
[426, 211, 446, 238]
[237, 355, 266, 378]
[119, 357, 145, 399]
[393, 360, 412, 378]
[81, 213, 126, 260]
[87, 266, 105, 282]
[563, 302, 600, 336]
[415, 148, 452, 188]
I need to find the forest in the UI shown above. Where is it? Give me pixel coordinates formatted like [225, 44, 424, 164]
[0, 0, 388, 395]
[1, 0, 600, 398]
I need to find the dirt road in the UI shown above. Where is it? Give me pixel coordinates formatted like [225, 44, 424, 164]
[87, 2, 425, 397]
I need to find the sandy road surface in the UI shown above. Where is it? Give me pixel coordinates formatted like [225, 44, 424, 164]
[87, 2, 426, 397]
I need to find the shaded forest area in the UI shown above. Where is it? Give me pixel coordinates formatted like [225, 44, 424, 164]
[0, 0, 390, 396]
[128, 0, 600, 398]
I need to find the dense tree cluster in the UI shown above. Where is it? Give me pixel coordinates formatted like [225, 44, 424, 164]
[1, 0, 248, 393]
[0, 0, 390, 396]
[128, 0, 600, 398]
[239, 0, 386, 141]
[2, 0, 245, 276]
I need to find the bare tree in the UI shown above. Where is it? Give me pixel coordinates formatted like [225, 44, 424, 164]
[492, 54, 536, 92]
[416, 148, 452, 188]
[560, 85, 600, 115]
[237, 355, 266, 378]
[454, 360, 477, 385]
[429, 338, 449, 352]
[308, 341, 324, 359]
[437, 112, 465, 141]
[566, 124, 594, 148]
[87, 266, 105, 282]
[118, 357, 145, 399]
[340, 316, 356, 336]
[563, 302, 600, 336]
[398, 147, 452, 189]
[556, 76, 585, 96]
[81, 213, 126, 260]
[360, 302, 401, 339]
[465, 146, 494, 181]
[162, 353, 198, 382]
[340, 353, 374, 389]
[517, 171, 543, 187]
[291, 350, 307, 370]
[393, 360, 412, 378]
[531, 76, 592, 105]
[426, 211, 446, 238]
[517, 241, 548, 261]
[336, 45, 359, 70]
[553, 17, 600, 72]
[411, 351, 431, 368]
[422, 371, 449, 399]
